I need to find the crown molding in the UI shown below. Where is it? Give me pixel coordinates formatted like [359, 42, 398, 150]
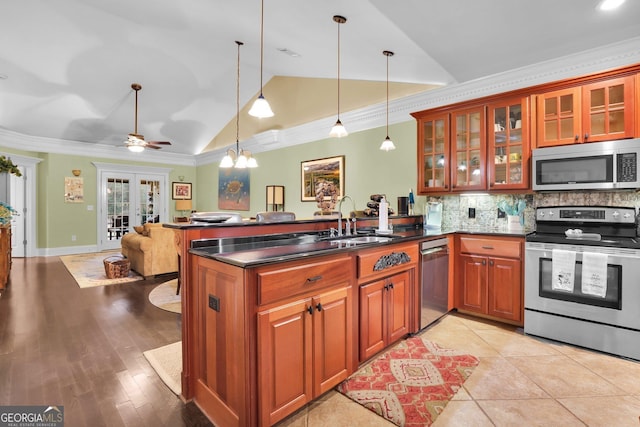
[196, 35, 640, 165]
[0, 127, 196, 167]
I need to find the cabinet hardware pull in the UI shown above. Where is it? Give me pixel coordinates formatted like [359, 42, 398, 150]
[383, 284, 389, 291]
[306, 275, 322, 283]
[388, 283, 394, 289]
[489, 260, 494, 266]
[482, 259, 486, 265]
[316, 303, 323, 312]
[584, 133, 589, 141]
[574, 135, 580, 142]
[307, 306, 313, 315]
[481, 246, 494, 249]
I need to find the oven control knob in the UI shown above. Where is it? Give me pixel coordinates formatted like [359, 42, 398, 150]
[612, 211, 620, 219]
[623, 212, 632, 219]
[548, 211, 554, 217]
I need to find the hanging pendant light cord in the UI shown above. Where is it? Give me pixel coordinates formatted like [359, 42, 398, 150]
[336, 17, 341, 119]
[386, 53, 389, 136]
[259, 0, 265, 94]
[236, 40, 243, 153]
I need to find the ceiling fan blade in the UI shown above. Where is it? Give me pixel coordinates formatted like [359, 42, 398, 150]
[147, 141, 172, 145]
[145, 144, 162, 149]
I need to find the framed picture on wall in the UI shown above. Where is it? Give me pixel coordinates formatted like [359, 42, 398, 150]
[301, 155, 344, 202]
[172, 182, 192, 200]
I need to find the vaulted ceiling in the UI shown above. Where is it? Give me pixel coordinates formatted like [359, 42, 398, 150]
[1, 0, 639, 156]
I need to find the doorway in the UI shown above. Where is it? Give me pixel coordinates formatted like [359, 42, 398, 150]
[95, 162, 171, 251]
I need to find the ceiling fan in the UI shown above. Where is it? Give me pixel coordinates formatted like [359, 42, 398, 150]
[125, 83, 171, 152]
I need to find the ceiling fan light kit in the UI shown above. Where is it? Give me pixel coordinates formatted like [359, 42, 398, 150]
[248, 0, 274, 118]
[329, 15, 348, 138]
[125, 83, 171, 152]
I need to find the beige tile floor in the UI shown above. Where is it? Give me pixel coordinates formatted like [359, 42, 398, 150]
[276, 313, 640, 426]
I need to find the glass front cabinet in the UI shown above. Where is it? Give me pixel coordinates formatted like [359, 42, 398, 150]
[487, 97, 530, 190]
[451, 107, 486, 191]
[417, 113, 450, 193]
[536, 75, 635, 147]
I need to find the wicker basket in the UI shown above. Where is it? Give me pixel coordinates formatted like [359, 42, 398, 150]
[103, 255, 130, 279]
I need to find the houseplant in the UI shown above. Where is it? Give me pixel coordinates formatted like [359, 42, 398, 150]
[0, 155, 21, 225]
[0, 155, 22, 177]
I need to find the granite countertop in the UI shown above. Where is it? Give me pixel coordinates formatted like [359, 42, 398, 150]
[190, 226, 533, 268]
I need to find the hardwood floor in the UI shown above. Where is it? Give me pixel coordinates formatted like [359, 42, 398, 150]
[0, 256, 212, 427]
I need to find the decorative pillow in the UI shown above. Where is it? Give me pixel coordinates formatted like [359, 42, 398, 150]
[133, 225, 144, 234]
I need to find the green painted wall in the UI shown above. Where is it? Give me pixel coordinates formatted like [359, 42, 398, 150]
[195, 120, 424, 218]
[0, 146, 196, 249]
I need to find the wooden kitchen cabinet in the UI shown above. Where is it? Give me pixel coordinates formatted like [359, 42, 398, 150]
[456, 235, 523, 325]
[487, 97, 530, 190]
[357, 242, 419, 362]
[414, 99, 529, 194]
[0, 226, 11, 289]
[258, 286, 353, 426]
[451, 106, 486, 191]
[359, 270, 410, 361]
[416, 112, 450, 193]
[536, 75, 635, 147]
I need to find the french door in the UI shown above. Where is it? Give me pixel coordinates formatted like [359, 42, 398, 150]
[96, 164, 169, 251]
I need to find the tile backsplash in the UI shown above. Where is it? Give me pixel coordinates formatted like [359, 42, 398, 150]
[426, 191, 640, 230]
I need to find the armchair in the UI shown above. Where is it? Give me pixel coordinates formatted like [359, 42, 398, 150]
[121, 223, 178, 279]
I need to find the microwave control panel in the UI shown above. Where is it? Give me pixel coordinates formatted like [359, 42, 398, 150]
[616, 152, 637, 182]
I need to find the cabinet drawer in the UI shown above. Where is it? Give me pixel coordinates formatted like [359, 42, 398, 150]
[257, 256, 351, 305]
[459, 236, 521, 258]
[357, 243, 419, 281]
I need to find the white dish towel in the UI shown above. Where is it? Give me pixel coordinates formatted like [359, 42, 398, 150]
[552, 249, 576, 292]
[581, 252, 608, 298]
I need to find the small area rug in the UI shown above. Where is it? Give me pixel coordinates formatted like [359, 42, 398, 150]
[143, 341, 182, 396]
[337, 337, 479, 426]
[148, 279, 181, 314]
[60, 251, 142, 288]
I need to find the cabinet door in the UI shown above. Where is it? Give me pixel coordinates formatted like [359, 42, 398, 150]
[582, 76, 635, 143]
[359, 279, 386, 361]
[452, 107, 486, 191]
[458, 254, 487, 314]
[488, 97, 530, 190]
[536, 87, 581, 147]
[258, 299, 313, 426]
[312, 287, 353, 396]
[386, 270, 411, 346]
[417, 113, 450, 193]
[487, 257, 522, 322]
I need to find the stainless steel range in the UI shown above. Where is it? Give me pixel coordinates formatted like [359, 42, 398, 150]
[525, 206, 640, 361]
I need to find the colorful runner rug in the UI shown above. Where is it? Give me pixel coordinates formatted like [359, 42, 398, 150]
[337, 337, 479, 426]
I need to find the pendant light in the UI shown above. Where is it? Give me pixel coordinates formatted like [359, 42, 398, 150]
[248, 0, 274, 118]
[379, 50, 396, 151]
[329, 15, 348, 138]
[220, 41, 258, 169]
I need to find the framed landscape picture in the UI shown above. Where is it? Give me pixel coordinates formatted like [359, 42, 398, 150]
[301, 155, 344, 202]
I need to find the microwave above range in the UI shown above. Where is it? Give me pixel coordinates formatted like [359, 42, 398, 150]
[532, 138, 640, 191]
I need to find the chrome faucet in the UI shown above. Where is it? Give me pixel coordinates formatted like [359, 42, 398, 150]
[337, 195, 356, 236]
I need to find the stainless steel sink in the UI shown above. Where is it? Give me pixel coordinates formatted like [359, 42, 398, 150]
[327, 235, 394, 246]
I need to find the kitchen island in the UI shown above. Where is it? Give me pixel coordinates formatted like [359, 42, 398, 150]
[166, 217, 529, 426]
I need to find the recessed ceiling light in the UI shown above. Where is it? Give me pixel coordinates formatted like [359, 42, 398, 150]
[597, 0, 625, 11]
[0, 74, 7, 80]
[277, 48, 301, 58]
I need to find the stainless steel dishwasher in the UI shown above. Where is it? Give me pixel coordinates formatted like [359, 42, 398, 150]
[420, 238, 450, 329]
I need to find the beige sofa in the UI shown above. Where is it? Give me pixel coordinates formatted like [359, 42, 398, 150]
[121, 223, 178, 278]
